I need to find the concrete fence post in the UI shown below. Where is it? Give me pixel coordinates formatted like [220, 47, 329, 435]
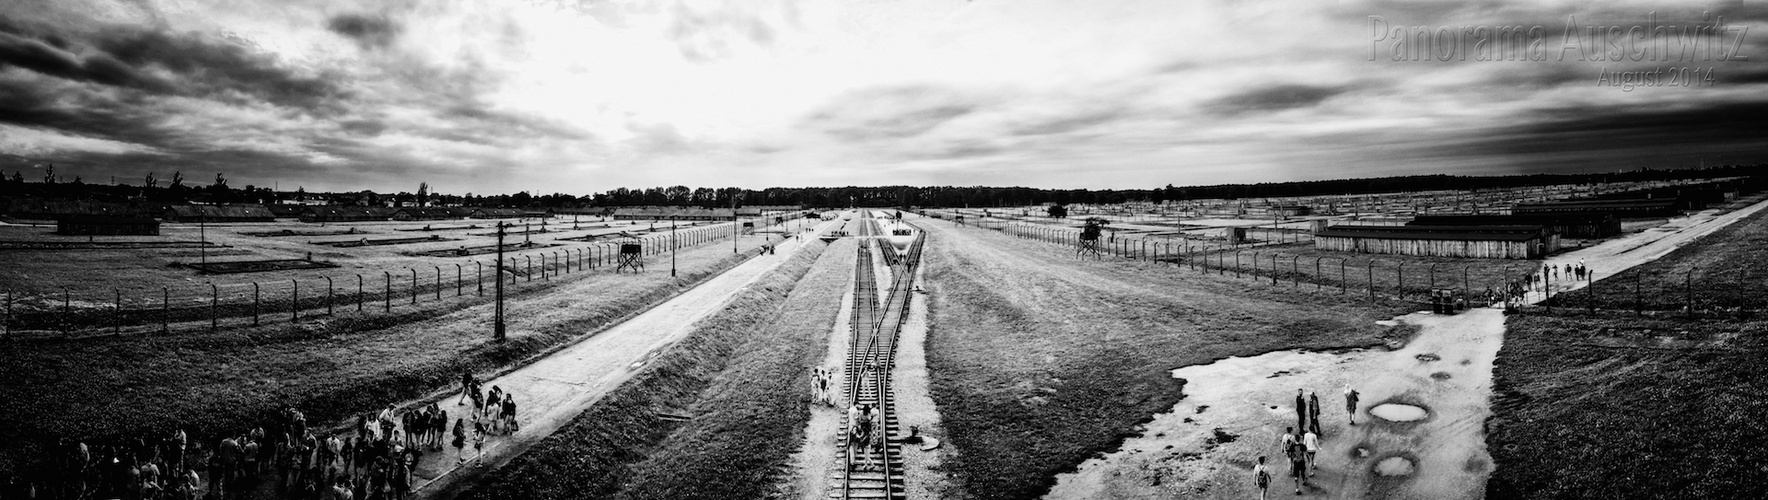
[252, 282, 260, 326]
[1270, 253, 1279, 286]
[477, 262, 484, 296]
[435, 267, 443, 300]
[526, 255, 533, 282]
[162, 287, 170, 334]
[357, 275, 364, 312]
[210, 283, 218, 331]
[410, 268, 418, 304]
[326, 277, 334, 316]
[456, 264, 463, 297]
[291, 279, 298, 322]
[1339, 259, 1347, 294]
[384, 272, 392, 312]
[1367, 260, 1378, 299]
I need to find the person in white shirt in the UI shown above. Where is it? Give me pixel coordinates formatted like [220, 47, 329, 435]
[1302, 430, 1320, 472]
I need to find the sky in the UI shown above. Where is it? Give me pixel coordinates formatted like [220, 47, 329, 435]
[2, 0, 1766, 195]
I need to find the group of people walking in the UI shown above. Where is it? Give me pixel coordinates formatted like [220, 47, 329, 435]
[809, 367, 837, 407]
[9, 371, 522, 500]
[811, 366, 889, 471]
[1253, 386, 1359, 498]
[844, 403, 886, 470]
[452, 372, 519, 467]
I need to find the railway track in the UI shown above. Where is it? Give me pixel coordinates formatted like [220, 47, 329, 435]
[833, 211, 926, 500]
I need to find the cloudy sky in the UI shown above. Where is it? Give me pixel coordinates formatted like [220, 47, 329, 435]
[2, 0, 1766, 194]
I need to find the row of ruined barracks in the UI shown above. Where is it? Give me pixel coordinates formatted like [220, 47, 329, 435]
[1313, 225, 1559, 260]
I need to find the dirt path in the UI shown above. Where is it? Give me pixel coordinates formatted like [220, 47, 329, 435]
[1045, 197, 1768, 499]
[1530, 198, 1768, 301]
[782, 239, 858, 499]
[394, 218, 840, 498]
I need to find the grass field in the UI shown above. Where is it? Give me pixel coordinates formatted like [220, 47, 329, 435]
[962, 219, 1533, 304]
[0, 217, 750, 332]
[915, 218, 1414, 499]
[1549, 205, 1768, 313]
[0, 236, 767, 476]
[460, 238, 849, 500]
[1488, 313, 1768, 499]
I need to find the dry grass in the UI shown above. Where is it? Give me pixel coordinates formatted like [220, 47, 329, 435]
[1489, 313, 1768, 499]
[0, 218, 738, 331]
[0, 238, 762, 476]
[1550, 206, 1768, 312]
[916, 219, 1413, 499]
[460, 238, 850, 500]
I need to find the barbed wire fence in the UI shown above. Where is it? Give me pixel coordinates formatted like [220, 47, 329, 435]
[0, 221, 776, 340]
[926, 209, 1550, 308]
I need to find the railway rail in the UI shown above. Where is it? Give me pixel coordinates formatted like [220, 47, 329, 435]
[832, 211, 925, 500]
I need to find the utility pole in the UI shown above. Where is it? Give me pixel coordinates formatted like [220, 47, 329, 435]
[671, 215, 678, 277]
[494, 222, 507, 341]
[731, 192, 739, 254]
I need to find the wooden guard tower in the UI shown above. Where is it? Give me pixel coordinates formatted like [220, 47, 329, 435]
[617, 243, 644, 273]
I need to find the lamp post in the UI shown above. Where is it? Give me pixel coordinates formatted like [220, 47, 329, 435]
[671, 215, 678, 277]
[732, 192, 740, 254]
[495, 222, 506, 341]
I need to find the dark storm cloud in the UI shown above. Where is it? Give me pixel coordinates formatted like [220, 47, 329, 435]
[0, 31, 175, 93]
[0, 18, 348, 114]
[327, 13, 400, 50]
[0, 76, 184, 149]
[1206, 84, 1354, 116]
[92, 28, 348, 113]
[1438, 99, 1768, 168]
[802, 86, 982, 142]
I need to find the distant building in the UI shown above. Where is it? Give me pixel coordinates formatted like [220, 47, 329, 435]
[56, 215, 161, 236]
[391, 207, 471, 221]
[1314, 225, 1557, 259]
[612, 207, 735, 221]
[298, 206, 394, 223]
[162, 204, 276, 222]
[1408, 213, 1621, 238]
[469, 208, 539, 219]
[4, 198, 158, 219]
[1511, 199, 1679, 218]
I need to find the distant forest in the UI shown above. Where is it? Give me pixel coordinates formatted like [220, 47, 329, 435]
[1, 165, 1762, 209]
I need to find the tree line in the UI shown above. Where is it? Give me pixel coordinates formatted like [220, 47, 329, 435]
[4, 164, 1762, 209]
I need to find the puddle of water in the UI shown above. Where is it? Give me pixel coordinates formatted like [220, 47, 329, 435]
[1375, 456, 1415, 476]
[1370, 403, 1428, 422]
